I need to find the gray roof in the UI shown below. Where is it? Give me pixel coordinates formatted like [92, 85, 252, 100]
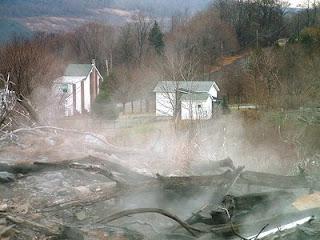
[64, 64, 93, 77]
[153, 81, 218, 93]
[180, 93, 210, 101]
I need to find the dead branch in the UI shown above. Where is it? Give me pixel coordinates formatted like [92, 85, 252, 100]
[180, 166, 244, 228]
[0, 224, 15, 236]
[97, 208, 207, 236]
[87, 155, 153, 182]
[17, 94, 39, 123]
[69, 162, 127, 185]
[252, 224, 269, 240]
[0, 125, 148, 155]
[41, 182, 155, 212]
[0, 213, 60, 236]
[0, 126, 108, 145]
[123, 220, 160, 234]
[0, 74, 17, 128]
[0, 156, 141, 186]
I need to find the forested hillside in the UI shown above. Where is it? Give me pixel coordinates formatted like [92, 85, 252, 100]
[0, 0, 211, 42]
[0, 0, 211, 17]
[0, 19, 32, 43]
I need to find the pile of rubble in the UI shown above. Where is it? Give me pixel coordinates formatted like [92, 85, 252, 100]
[0, 158, 320, 239]
[0, 125, 320, 240]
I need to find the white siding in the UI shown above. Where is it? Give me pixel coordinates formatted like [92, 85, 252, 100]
[97, 76, 100, 95]
[181, 98, 211, 120]
[208, 85, 218, 99]
[53, 65, 104, 117]
[84, 75, 91, 112]
[75, 81, 82, 113]
[154, 81, 219, 120]
[64, 85, 73, 116]
[206, 97, 213, 119]
[156, 92, 175, 116]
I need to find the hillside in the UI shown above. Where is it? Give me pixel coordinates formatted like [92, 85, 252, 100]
[0, 19, 32, 43]
[0, 0, 211, 40]
[0, 0, 211, 17]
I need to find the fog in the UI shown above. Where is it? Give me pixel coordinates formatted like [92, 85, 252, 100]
[1, 0, 319, 239]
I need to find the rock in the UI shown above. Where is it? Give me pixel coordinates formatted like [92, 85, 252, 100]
[0, 204, 8, 212]
[60, 226, 85, 240]
[75, 211, 87, 221]
[0, 172, 15, 183]
[0, 218, 7, 225]
[74, 186, 91, 195]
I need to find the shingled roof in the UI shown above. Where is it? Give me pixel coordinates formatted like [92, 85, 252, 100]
[180, 93, 210, 101]
[64, 64, 93, 77]
[153, 81, 219, 93]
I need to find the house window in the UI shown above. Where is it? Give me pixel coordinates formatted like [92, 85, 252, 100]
[61, 84, 68, 93]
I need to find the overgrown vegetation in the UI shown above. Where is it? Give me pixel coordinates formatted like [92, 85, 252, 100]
[0, 0, 319, 171]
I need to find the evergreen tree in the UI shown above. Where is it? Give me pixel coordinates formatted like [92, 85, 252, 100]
[92, 73, 119, 119]
[148, 21, 164, 54]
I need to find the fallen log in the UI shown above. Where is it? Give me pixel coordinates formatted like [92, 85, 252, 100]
[0, 213, 60, 236]
[0, 126, 149, 155]
[0, 160, 72, 175]
[39, 170, 313, 213]
[0, 155, 151, 184]
[170, 167, 244, 233]
[87, 155, 153, 182]
[155, 170, 312, 190]
[4, 154, 308, 190]
[1, 155, 314, 217]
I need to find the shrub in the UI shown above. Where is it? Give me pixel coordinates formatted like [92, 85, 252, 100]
[92, 101, 119, 120]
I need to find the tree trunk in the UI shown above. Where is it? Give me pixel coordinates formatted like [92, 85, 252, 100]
[140, 99, 143, 113]
[18, 96, 39, 123]
[146, 99, 149, 112]
[131, 101, 134, 113]
[122, 102, 126, 113]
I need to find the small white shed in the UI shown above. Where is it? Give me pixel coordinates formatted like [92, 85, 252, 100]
[54, 60, 103, 116]
[181, 93, 213, 120]
[153, 81, 220, 120]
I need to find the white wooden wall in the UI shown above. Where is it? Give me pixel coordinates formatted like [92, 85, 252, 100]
[155, 92, 175, 116]
[181, 99, 211, 120]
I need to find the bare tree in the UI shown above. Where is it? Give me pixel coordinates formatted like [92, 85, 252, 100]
[0, 74, 16, 127]
[114, 24, 136, 66]
[108, 65, 136, 113]
[156, 47, 201, 118]
[0, 36, 62, 122]
[67, 23, 115, 69]
[133, 14, 152, 65]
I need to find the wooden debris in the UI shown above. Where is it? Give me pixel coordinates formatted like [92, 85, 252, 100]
[0, 152, 319, 240]
[0, 213, 60, 236]
[98, 208, 207, 237]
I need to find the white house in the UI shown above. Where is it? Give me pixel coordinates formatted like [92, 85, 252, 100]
[54, 60, 103, 116]
[153, 81, 220, 120]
